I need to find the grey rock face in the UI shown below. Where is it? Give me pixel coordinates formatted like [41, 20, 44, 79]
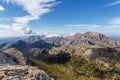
[0, 48, 27, 65]
[3, 48, 27, 65]
[0, 65, 54, 80]
[0, 51, 19, 65]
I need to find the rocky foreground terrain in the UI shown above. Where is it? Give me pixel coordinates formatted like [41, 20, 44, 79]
[0, 49, 54, 80]
[0, 32, 120, 80]
[0, 65, 54, 80]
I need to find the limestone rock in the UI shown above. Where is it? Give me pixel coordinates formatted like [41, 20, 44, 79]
[0, 65, 54, 80]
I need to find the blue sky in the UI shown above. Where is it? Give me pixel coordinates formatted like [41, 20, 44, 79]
[0, 0, 120, 37]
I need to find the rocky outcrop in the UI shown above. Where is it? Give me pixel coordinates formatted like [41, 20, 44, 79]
[3, 48, 27, 65]
[28, 48, 49, 57]
[0, 65, 54, 80]
[0, 51, 19, 65]
[0, 48, 54, 80]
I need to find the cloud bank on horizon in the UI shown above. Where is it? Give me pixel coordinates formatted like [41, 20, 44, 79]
[0, 0, 120, 38]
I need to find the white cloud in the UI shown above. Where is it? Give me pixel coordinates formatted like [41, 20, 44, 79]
[0, 29, 29, 38]
[0, 5, 5, 11]
[69, 33, 76, 36]
[109, 17, 120, 25]
[13, 16, 38, 24]
[2, 0, 59, 34]
[65, 24, 100, 28]
[12, 23, 33, 34]
[4, 0, 59, 16]
[103, 0, 120, 7]
[0, 24, 11, 29]
[65, 22, 120, 36]
[0, 24, 29, 38]
[45, 33, 59, 38]
[3, 0, 57, 17]
[34, 31, 60, 37]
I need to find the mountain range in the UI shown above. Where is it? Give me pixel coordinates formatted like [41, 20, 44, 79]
[0, 32, 120, 51]
[0, 32, 120, 80]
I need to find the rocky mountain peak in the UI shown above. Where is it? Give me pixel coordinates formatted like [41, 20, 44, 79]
[84, 32, 104, 36]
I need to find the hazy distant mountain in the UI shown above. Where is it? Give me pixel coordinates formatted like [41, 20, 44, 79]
[0, 37, 21, 44]
[0, 37, 53, 51]
[0, 40, 27, 51]
[0, 36, 28, 45]
[109, 35, 120, 40]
